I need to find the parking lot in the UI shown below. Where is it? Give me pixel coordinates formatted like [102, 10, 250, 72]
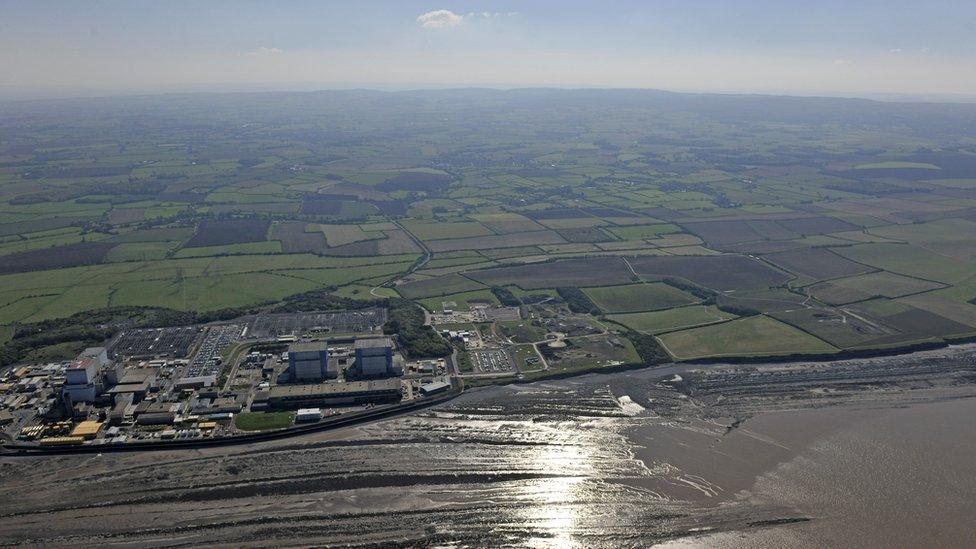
[187, 324, 243, 378]
[109, 327, 202, 359]
[245, 309, 388, 338]
[469, 348, 515, 374]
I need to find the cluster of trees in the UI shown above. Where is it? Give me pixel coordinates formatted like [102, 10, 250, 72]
[490, 286, 521, 307]
[662, 278, 716, 302]
[623, 330, 671, 365]
[273, 288, 377, 313]
[0, 307, 230, 366]
[0, 304, 265, 367]
[662, 277, 761, 317]
[383, 299, 452, 358]
[556, 287, 602, 315]
[0, 289, 459, 366]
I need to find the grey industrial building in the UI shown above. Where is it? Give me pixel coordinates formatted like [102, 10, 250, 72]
[285, 342, 336, 382]
[62, 347, 111, 405]
[263, 379, 402, 409]
[347, 338, 402, 379]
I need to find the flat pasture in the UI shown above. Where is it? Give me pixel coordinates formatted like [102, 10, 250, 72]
[765, 247, 875, 281]
[769, 308, 893, 349]
[401, 219, 493, 241]
[682, 220, 765, 245]
[582, 283, 699, 313]
[608, 305, 735, 334]
[867, 218, 976, 262]
[607, 224, 681, 240]
[271, 221, 327, 253]
[0, 242, 115, 275]
[318, 223, 385, 247]
[426, 230, 565, 252]
[105, 242, 179, 262]
[835, 243, 976, 284]
[396, 273, 486, 299]
[467, 257, 634, 289]
[185, 219, 270, 248]
[105, 227, 194, 243]
[524, 209, 593, 220]
[658, 315, 838, 360]
[470, 212, 545, 233]
[628, 254, 790, 291]
[776, 216, 859, 235]
[808, 271, 945, 305]
[418, 289, 498, 312]
[173, 241, 282, 258]
[556, 227, 614, 243]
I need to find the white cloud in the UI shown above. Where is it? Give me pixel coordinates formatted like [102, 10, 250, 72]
[416, 9, 464, 28]
[417, 9, 517, 28]
[247, 46, 284, 56]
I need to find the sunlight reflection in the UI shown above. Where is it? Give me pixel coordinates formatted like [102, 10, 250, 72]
[520, 441, 590, 548]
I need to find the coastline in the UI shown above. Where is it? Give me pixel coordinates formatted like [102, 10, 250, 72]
[0, 382, 462, 456]
[7, 336, 976, 456]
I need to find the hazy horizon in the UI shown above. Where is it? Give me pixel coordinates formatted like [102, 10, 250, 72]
[3, 1, 975, 101]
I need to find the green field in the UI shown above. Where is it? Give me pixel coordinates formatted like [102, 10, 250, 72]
[418, 289, 499, 312]
[608, 305, 736, 334]
[835, 243, 976, 284]
[234, 412, 295, 431]
[854, 161, 941, 170]
[2, 89, 976, 367]
[396, 274, 486, 299]
[401, 219, 494, 240]
[607, 224, 682, 240]
[498, 320, 549, 343]
[808, 271, 946, 305]
[658, 315, 838, 360]
[582, 283, 699, 313]
[510, 344, 543, 371]
[316, 223, 386, 246]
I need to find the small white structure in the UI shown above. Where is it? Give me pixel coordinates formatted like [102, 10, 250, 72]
[295, 408, 323, 422]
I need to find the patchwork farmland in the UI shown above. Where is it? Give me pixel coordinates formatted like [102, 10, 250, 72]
[1, 89, 976, 370]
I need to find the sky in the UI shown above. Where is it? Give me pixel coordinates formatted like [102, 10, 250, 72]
[2, 0, 976, 99]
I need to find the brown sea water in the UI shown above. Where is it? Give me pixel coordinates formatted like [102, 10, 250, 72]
[667, 398, 976, 548]
[1, 347, 975, 546]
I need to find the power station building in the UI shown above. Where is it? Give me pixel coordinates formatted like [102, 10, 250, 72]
[285, 342, 337, 382]
[347, 338, 403, 379]
[62, 347, 111, 404]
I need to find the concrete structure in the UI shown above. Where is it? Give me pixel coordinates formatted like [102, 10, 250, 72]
[64, 358, 96, 386]
[107, 380, 150, 404]
[264, 379, 402, 409]
[348, 338, 402, 379]
[70, 420, 103, 440]
[78, 347, 109, 368]
[119, 368, 156, 387]
[103, 362, 125, 386]
[174, 375, 217, 391]
[286, 342, 335, 382]
[419, 381, 451, 396]
[190, 396, 243, 415]
[136, 412, 176, 425]
[295, 408, 323, 422]
[63, 357, 98, 403]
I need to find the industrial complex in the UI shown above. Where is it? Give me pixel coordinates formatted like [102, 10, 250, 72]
[0, 310, 456, 450]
